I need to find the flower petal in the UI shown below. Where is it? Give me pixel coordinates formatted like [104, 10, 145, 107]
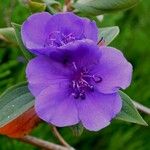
[26, 56, 71, 96]
[77, 91, 122, 131]
[21, 12, 52, 54]
[35, 85, 79, 127]
[92, 47, 132, 94]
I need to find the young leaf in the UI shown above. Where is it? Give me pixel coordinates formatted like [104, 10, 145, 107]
[0, 28, 17, 44]
[0, 82, 35, 128]
[71, 123, 84, 136]
[0, 107, 40, 138]
[28, 1, 46, 13]
[99, 26, 119, 45]
[116, 91, 148, 126]
[12, 23, 33, 62]
[43, 0, 61, 14]
[74, 0, 140, 15]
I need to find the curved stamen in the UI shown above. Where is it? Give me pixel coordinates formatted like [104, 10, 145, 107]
[72, 92, 79, 99]
[72, 62, 78, 70]
[45, 31, 76, 47]
[92, 75, 102, 83]
[82, 74, 102, 83]
[79, 91, 86, 99]
[80, 79, 94, 91]
[71, 66, 102, 100]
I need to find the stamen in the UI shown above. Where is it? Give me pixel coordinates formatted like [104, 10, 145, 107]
[72, 92, 79, 99]
[79, 92, 86, 99]
[81, 79, 94, 91]
[72, 62, 78, 70]
[82, 74, 102, 83]
[89, 85, 94, 91]
[71, 67, 102, 100]
[92, 75, 102, 83]
[72, 81, 76, 89]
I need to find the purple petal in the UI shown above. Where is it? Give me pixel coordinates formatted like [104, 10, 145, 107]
[92, 47, 132, 94]
[51, 40, 101, 68]
[26, 56, 71, 96]
[35, 85, 79, 126]
[21, 12, 52, 54]
[82, 18, 98, 42]
[77, 91, 122, 131]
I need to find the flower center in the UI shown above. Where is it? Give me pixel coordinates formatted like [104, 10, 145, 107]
[44, 31, 76, 47]
[71, 62, 102, 100]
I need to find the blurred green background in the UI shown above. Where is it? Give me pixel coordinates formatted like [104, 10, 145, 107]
[0, 0, 150, 149]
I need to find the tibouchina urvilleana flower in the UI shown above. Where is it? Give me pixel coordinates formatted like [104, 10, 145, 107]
[26, 40, 132, 131]
[21, 12, 98, 56]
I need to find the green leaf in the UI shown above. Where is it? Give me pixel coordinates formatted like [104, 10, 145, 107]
[0, 82, 34, 127]
[28, 1, 46, 13]
[12, 23, 33, 62]
[99, 26, 119, 45]
[43, 0, 61, 14]
[0, 28, 17, 44]
[116, 91, 148, 126]
[71, 123, 84, 136]
[74, 0, 140, 15]
[44, 0, 60, 6]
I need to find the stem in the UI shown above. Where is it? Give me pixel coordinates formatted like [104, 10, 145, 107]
[52, 126, 72, 148]
[4, 0, 15, 26]
[19, 135, 73, 150]
[64, 0, 73, 11]
[133, 100, 150, 115]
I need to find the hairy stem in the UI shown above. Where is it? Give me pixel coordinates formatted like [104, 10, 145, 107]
[64, 0, 73, 11]
[133, 100, 150, 115]
[19, 135, 74, 150]
[52, 126, 72, 148]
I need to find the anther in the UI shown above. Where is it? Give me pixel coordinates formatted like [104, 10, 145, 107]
[92, 75, 102, 83]
[72, 92, 79, 99]
[72, 62, 77, 70]
[80, 92, 86, 99]
[89, 85, 94, 91]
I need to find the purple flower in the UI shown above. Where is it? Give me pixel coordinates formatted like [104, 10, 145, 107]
[21, 12, 98, 56]
[26, 40, 132, 131]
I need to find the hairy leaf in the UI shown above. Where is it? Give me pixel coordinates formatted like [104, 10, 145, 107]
[0, 82, 34, 128]
[116, 91, 148, 126]
[0, 28, 17, 44]
[12, 23, 33, 61]
[74, 0, 140, 15]
[99, 26, 119, 45]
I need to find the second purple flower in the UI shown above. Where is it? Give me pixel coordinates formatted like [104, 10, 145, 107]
[21, 12, 98, 56]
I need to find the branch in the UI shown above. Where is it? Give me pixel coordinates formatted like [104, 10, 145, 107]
[51, 126, 71, 148]
[19, 135, 74, 150]
[133, 100, 150, 115]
